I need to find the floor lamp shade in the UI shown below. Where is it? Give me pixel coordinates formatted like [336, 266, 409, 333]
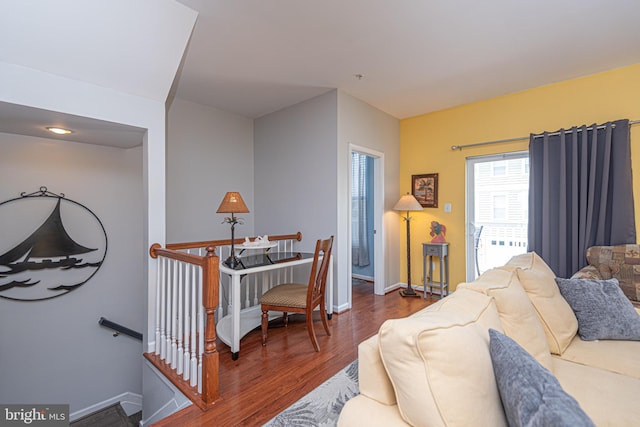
[394, 194, 423, 297]
[217, 192, 250, 268]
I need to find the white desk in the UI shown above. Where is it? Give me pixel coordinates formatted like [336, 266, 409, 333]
[217, 251, 333, 359]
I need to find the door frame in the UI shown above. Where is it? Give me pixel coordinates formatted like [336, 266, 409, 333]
[465, 151, 528, 281]
[348, 144, 385, 301]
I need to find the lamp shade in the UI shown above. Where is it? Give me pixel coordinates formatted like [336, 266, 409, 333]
[393, 194, 423, 212]
[216, 192, 250, 213]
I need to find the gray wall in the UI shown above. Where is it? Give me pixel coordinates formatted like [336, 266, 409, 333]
[0, 132, 144, 414]
[164, 90, 401, 314]
[337, 92, 401, 303]
[253, 90, 338, 252]
[166, 98, 255, 242]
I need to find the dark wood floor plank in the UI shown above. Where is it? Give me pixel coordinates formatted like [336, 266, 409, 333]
[152, 283, 436, 426]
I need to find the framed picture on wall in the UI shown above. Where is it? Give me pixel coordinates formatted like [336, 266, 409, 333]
[412, 173, 438, 208]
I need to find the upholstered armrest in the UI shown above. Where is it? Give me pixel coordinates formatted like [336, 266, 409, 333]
[357, 334, 397, 406]
[570, 264, 603, 280]
[583, 245, 640, 302]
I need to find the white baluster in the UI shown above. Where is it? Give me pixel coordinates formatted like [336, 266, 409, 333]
[183, 263, 191, 381]
[190, 265, 199, 387]
[176, 262, 184, 375]
[154, 256, 162, 355]
[197, 268, 204, 393]
[160, 258, 167, 360]
[168, 259, 177, 366]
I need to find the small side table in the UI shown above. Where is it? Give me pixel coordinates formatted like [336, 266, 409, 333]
[422, 242, 449, 299]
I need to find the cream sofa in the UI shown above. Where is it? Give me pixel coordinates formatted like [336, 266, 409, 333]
[338, 252, 640, 427]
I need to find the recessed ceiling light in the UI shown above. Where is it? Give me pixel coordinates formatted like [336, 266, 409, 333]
[46, 127, 73, 135]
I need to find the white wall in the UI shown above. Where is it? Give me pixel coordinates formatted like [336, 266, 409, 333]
[0, 133, 143, 413]
[166, 98, 255, 242]
[338, 92, 401, 303]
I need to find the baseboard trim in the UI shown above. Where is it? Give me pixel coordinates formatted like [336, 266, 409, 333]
[70, 391, 142, 421]
[333, 301, 350, 313]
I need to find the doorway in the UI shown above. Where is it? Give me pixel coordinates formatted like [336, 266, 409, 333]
[466, 152, 529, 281]
[351, 151, 375, 292]
[348, 145, 385, 303]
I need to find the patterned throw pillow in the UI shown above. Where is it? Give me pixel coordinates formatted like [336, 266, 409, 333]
[489, 329, 595, 427]
[555, 278, 640, 341]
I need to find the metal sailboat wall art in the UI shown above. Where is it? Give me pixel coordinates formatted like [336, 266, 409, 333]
[0, 187, 107, 302]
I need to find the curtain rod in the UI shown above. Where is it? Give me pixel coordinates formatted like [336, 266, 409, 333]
[450, 119, 640, 151]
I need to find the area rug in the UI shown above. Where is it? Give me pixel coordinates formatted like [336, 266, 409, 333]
[263, 360, 359, 427]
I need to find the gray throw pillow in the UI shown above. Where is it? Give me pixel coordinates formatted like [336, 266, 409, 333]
[489, 329, 595, 427]
[555, 277, 640, 341]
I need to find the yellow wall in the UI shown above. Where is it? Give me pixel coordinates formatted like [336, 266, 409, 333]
[400, 64, 640, 291]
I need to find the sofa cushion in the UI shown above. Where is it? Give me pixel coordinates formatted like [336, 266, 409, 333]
[555, 277, 640, 341]
[553, 357, 640, 425]
[378, 289, 507, 427]
[557, 335, 640, 380]
[489, 329, 595, 427]
[458, 268, 553, 371]
[503, 252, 578, 354]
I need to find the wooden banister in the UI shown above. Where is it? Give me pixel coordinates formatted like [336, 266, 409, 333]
[166, 232, 302, 251]
[201, 246, 219, 405]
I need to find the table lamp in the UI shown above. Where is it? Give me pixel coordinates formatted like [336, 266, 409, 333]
[394, 193, 424, 297]
[217, 191, 249, 268]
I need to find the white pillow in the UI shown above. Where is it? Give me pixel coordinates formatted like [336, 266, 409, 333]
[504, 252, 578, 354]
[378, 289, 507, 427]
[459, 268, 553, 371]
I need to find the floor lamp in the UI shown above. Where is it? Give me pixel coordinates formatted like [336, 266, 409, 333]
[394, 193, 424, 297]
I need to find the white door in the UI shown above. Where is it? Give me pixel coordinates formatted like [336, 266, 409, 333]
[466, 152, 529, 281]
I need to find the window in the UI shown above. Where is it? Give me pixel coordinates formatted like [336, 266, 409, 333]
[493, 194, 507, 220]
[492, 161, 506, 176]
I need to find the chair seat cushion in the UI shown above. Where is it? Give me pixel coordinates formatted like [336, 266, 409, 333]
[260, 283, 307, 308]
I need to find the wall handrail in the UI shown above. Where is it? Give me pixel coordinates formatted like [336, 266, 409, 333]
[98, 317, 143, 341]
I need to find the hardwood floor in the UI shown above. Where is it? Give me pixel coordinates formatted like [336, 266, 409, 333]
[153, 282, 436, 426]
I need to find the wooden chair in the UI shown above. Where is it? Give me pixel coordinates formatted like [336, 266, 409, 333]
[259, 236, 334, 351]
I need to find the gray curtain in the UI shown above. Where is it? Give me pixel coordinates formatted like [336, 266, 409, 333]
[352, 153, 370, 267]
[528, 119, 636, 278]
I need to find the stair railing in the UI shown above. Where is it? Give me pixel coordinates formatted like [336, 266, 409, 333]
[147, 244, 219, 410]
[146, 232, 301, 410]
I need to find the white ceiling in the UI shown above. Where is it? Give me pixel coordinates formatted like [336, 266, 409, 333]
[174, 0, 640, 119]
[0, 0, 197, 147]
[0, 101, 147, 148]
[2, 0, 640, 147]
